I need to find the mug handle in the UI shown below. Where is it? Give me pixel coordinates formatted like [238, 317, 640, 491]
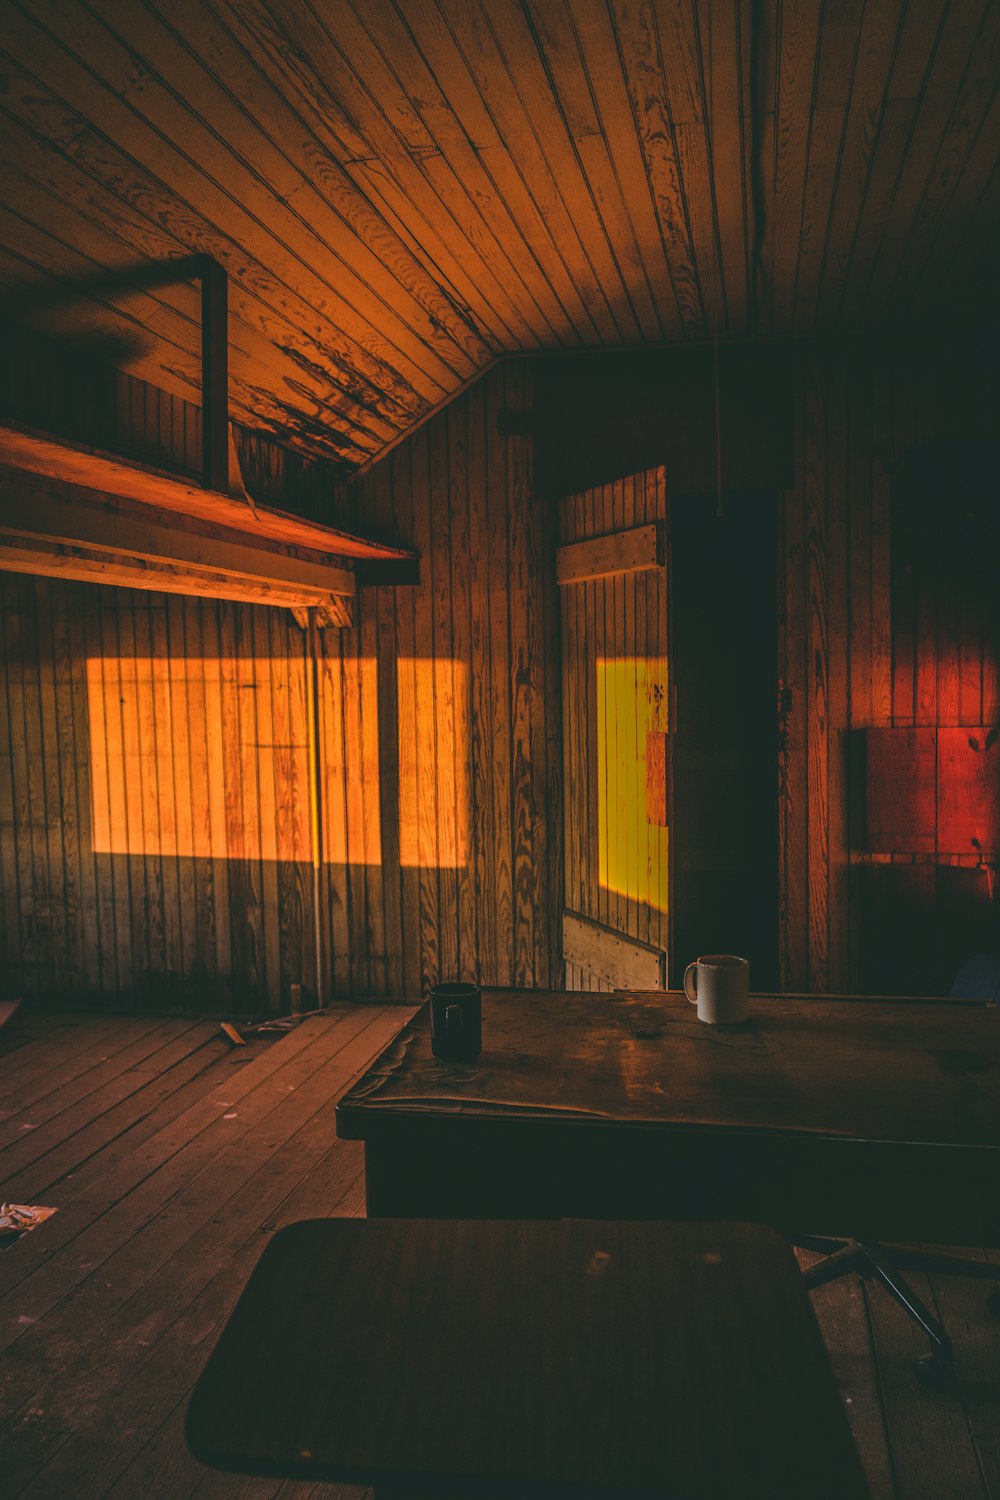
[683, 962, 698, 1005]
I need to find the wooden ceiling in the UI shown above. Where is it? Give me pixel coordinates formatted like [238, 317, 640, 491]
[0, 0, 996, 476]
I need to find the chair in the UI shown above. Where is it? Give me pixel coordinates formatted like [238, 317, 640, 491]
[795, 957, 1000, 1389]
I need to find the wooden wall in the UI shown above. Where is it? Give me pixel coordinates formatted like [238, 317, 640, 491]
[533, 333, 997, 996]
[342, 360, 562, 998]
[0, 359, 561, 1009]
[3, 335, 996, 1008]
[0, 576, 318, 1011]
[779, 338, 998, 994]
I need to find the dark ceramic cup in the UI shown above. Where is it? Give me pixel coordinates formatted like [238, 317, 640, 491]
[429, 982, 482, 1062]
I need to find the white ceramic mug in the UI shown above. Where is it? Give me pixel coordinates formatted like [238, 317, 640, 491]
[683, 954, 750, 1024]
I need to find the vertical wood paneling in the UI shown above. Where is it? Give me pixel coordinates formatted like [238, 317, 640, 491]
[5, 339, 993, 1009]
[429, 407, 458, 988]
[331, 360, 559, 999]
[780, 338, 997, 993]
[0, 363, 348, 1011]
[486, 369, 517, 984]
[410, 423, 441, 997]
[447, 391, 476, 983]
[0, 579, 331, 1012]
[805, 361, 830, 985]
[778, 402, 808, 991]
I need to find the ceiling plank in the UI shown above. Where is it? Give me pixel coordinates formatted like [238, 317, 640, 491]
[816, 0, 905, 328]
[793, 103, 847, 331]
[562, 0, 685, 337]
[8, 0, 460, 400]
[0, 0, 993, 475]
[889, 0, 1000, 314]
[769, 0, 823, 331]
[324, 0, 577, 345]
[702, 0, 752, 336]
[218, 0, 540, 352]
[0, 19, 430, 446]
[609, 0, 705, 335]
[838, 95, 916, 322]
[521, 0, 664, 342]
[108, 0, 492, 376]
[438, 0, 640, 343]
[921, 91, 1000, 315]
[362, 0, 595, 344]
[0, 130, 401, 456]
[864, 0, 991, 319]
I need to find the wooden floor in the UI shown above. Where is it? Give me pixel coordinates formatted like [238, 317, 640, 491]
[0, 1008, 997, 1499]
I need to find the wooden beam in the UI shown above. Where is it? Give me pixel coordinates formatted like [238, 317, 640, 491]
[315, 598, 353, 628]
[556, 523, 663, 585]
[0, 481, 356, 597]
[562, 909, 666, 990]
[0, 535, 353, 618]
[0, 423, 417, 562]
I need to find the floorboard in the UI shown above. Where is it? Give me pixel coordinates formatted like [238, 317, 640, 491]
[1, 1006, 998, 1499]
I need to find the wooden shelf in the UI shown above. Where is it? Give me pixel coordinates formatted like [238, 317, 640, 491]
[0, 423, 418, 616]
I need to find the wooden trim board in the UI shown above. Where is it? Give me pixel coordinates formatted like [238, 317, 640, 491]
[562, 909, 667, 990]
[0, 423, 416, 561]
[0, 536, 353, 618]
[556, 523, 663, 585]
[0, 481, 355, 597]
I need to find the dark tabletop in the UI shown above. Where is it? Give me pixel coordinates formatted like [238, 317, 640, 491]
[186, 1216, 869, 1498]
[336, 988, 1000, 1149]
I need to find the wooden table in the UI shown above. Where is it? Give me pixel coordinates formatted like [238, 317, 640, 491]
[185, 1216, 870, 1498]
[336, 988, 1000, 1245]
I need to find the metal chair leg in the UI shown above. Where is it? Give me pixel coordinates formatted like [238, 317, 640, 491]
[794, 1236, 969, 1388]
[799, 1240, 869, 1291]
[862, 1243, 952, 1359]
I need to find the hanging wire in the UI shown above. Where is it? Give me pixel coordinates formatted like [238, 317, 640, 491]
[714, 329, 724, 520]
[705, 0, 723, 522]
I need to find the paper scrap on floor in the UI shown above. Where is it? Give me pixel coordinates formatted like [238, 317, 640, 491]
[0, 1203, 58, 1243]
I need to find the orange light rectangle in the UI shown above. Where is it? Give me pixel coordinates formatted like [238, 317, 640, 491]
[86, 656, 314, 863]
[397, 657, 470, 869]
[87, 653, 469, 871]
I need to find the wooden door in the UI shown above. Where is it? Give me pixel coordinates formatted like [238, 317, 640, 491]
[557, 468, 670, 991]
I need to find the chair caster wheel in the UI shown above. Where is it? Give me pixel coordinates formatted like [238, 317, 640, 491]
[915, 1353, 952, 1390]
[986, 1288, 1000, 1318]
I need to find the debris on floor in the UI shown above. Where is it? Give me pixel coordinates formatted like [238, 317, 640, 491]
[0, 1202, 57, 1244]
[216, 1005, 332, 1047]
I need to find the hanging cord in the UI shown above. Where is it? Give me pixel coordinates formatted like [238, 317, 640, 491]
[714, 330, 724, 520]
[747, 0, 768, 332]
[305, 611, 325, 1008]
[703, 0, 724, 522]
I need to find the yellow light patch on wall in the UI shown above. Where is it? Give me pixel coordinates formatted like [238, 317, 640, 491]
[596, 656, 668, 914]
[397, 657, 470, 868]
